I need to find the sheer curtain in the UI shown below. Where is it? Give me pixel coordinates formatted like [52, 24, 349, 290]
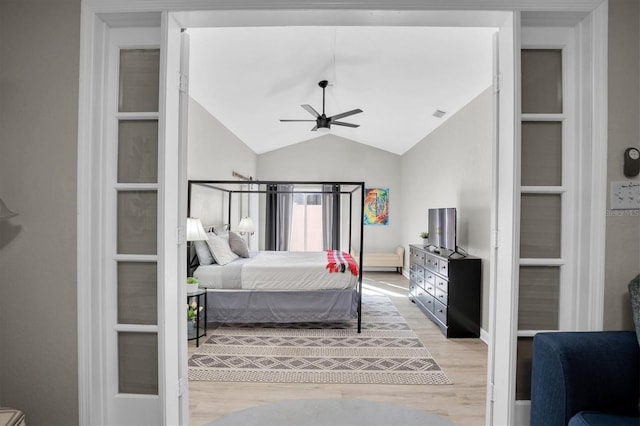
[322, 184, 341, 250]
[265, 184, 293, 251]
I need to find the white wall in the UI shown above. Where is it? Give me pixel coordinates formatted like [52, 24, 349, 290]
[605, 0, 640, 330]
[187, 98, 257, 230]
[257, 134, 402, 253]
[400, 88, 493, 330]
[188, 97, 257, 182]
[0, 1, 80, 423]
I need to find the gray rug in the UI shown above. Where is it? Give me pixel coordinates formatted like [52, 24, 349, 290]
[189, 293, 451, 385]
[205, 398, 455, 426]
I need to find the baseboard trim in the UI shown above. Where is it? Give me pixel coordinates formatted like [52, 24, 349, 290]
[480, 328, 489, 344]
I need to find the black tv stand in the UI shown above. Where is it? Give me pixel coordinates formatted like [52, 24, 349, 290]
[408, 244, 481, 338]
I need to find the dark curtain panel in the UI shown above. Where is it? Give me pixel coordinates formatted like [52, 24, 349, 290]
[322, 184, 341, 250]
[265, 184, 294, 251]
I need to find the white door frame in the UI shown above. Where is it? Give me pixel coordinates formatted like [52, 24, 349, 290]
[77, 1, 607, 425]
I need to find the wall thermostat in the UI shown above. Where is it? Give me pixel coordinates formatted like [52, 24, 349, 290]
[624, 147, 640, 177]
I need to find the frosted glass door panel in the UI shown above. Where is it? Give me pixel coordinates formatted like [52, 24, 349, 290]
[518, 266, 560, 330]
[117, 191, 157, 254]
[118, 332, 158, 394]
[521, 122, 562, 186]
[521, 49, 562, 113]
[118, 120, 158, 183]
[520, 194, 561, 258]
[117, 262, 157, 325]
[515, 337, 534, 400]
[118, 49, 160, 113]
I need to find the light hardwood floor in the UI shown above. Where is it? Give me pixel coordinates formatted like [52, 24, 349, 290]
[188, 271, 488, 425]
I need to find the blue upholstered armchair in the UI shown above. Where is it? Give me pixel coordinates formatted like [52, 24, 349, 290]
[530, 331, 640, 425]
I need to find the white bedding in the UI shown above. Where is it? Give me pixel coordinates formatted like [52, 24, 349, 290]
[194, 251, 358, 291]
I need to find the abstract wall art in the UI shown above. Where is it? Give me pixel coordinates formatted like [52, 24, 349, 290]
[363, 187, 389, 225]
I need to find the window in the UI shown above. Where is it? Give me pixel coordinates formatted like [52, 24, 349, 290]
[290, 191, 324, 251]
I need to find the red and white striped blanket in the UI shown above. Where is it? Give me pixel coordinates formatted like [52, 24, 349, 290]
[325, 250, 358, 276]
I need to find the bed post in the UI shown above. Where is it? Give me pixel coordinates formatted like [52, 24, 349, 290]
[358, 182, 365, 333]
[348, 192, 352, 255]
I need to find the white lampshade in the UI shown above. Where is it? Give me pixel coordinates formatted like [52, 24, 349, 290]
[186, 217, 208, 241]
[0, 197, 17, 220]
[237, 216, 255, 234]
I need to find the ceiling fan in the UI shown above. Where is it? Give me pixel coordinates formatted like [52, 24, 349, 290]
[280, 80, 363, 131]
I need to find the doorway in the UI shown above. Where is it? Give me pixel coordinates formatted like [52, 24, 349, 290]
[77, 4, 607, 425]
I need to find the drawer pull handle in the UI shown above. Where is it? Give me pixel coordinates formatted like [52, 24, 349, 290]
[439, 294, 444, 298]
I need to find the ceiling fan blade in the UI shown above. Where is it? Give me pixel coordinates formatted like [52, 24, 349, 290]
[301, 104, 321, 118]
[311, 125, 318, 131]
[331, 121, 360, 128]
[328, 108, 363, 121]
[280, 119, 316, 122]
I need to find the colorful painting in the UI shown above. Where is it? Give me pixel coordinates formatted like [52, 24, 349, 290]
[363, 188, 389, 225]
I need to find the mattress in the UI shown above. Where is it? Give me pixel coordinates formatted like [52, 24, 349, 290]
[193, 250, 359, 291]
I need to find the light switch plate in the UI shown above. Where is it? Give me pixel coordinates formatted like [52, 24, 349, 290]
[611, 181, 640, 209]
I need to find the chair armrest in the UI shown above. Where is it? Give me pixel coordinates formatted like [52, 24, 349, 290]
[530, 331, 639, 426]
[395, 246, 405, 257]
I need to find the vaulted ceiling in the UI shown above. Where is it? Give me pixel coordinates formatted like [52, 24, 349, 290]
[188, 26, 495, 155]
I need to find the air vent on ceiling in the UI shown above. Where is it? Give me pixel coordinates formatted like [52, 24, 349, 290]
[432, 109, 447, 118]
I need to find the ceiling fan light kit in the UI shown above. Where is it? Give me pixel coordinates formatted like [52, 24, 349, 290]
[280, 80, 362, 131]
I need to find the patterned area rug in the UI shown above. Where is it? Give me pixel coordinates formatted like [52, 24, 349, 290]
[189, 293, 451, 385]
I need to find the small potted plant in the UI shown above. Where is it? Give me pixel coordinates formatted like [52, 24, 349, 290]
[186, 276, 199, 294]
[186, 301, 202, 336]
[419, 231, 429, 247]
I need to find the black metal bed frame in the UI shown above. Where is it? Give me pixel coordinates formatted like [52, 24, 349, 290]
[187, 179, 366, 333]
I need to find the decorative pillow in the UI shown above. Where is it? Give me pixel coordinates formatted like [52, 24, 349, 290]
[214, 230, 229, 239]
[228, 231, 250, 258]
[193, 232, 215, 265]
[206, 234, 239, 266]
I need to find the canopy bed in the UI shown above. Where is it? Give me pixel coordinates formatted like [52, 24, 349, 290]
[187, 180, 365, 332]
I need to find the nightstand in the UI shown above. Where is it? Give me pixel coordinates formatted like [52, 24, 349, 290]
[187, 289, 207, 347]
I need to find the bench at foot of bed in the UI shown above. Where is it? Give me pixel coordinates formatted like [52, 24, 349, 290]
[351, 246, 404, 274]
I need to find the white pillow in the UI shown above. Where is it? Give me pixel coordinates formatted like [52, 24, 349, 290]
[228, 231, 250, 258]
[193, 232, 216, 265]
[206, 234, 239, 266]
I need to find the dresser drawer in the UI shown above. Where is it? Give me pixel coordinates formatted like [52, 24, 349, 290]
[434, 300, 448, 325]
[410, 249, 426, 267]
[409, 282, 418, 299]
[439, 260, 449, 277]
[424, 255, 434, 271]
[435, 276, 448, 293]
[435, 287, 448, 305]
[416, 275, 425, 289]
[424, 281, 436, 297]
[424, 270, 436, 286]
[425, 254, 438, 272]
[416, 290, 435, 313]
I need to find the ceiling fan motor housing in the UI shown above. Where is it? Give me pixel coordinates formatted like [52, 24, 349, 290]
[317, 115, 330, 128]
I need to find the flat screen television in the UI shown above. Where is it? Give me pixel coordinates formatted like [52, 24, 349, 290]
[428, 208, 457, 252]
